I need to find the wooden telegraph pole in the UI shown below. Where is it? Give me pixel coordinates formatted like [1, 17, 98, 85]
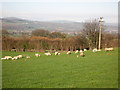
[98, 17, 104, 50]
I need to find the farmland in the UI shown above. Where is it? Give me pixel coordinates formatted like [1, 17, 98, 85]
[2, 48, 118, 88]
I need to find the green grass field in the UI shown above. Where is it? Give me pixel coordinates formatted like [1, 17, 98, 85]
[2, 48, 118, 88]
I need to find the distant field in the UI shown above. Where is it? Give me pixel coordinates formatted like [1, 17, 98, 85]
[2, 48, 118, 88]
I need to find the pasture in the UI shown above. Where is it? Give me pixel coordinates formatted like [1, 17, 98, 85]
[2, 48, 118, 88]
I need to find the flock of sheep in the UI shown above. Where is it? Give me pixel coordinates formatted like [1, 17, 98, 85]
[92, 47, 114, 52]
[1, 47, 114, 60]
[1, 55, 23, 60]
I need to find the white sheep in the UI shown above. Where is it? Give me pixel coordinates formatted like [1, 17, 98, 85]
[35, 53, 41, 57]
[75, 50, 79, 53]
[1, 58, 7, 60]
[12, 55, 23, 60]
[80, 52, 85, 57]
[97, 49, 101, 51]
[55, 52, 58, 55]
[12, 58, 15, 60]
[58, 53, 60, 55]
[4, 56, 12, 60]
[105, 48, 113, 51]
[55, 52, 61, 55]
[45, 52, 51, 56]
[93, 48, 97, 52]
[67, 51, 71, 54]
[12, 56, 18, 60]
[84, 49, 87, 51]
[17, 55, 23, 58]
[80, 50, 83, 53]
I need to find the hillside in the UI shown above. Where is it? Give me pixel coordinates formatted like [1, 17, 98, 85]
[0, 17, 118, 33]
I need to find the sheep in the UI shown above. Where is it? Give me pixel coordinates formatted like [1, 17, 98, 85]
[1, 55, 23, 60]
[17, 55, 23, 58]
[55, 52, 59, 55]
[55, 52, 60, 55]
[97, 49, 101, 51]
[67, 51, 71, 54]
[80, 52, 85, 57]
[48, 52, 51, 56]
[12, 56, 18, 60]
[11, 55, 23, 60]
[45, 52, 51, 56]
[105, 48, 114, 51]
[75, 50, 79, 54]
[44, 53, 48, 56]
[92, 48, 97, 52]
[58, 53, 60, 55]
[12, 58, 15, 60]
[4, 56, 12, 60]
[84, 49, 87, 51]
[80, 50, 83, 53]
[1, 58, 7, 60]
[35, 53, 41, 57]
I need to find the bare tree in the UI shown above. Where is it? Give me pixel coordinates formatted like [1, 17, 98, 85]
[81, 19, 104, 49]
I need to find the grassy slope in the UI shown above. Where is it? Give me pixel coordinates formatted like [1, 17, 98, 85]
[0, 51, 2, 89]
[2, 48, 118, 88]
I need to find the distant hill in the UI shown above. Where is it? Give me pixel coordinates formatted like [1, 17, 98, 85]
[0, 17, 118, 33]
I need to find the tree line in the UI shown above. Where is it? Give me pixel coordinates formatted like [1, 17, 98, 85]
[1, 20, 118, 52]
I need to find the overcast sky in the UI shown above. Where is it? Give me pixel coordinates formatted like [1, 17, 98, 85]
[1, 0, 118, 23]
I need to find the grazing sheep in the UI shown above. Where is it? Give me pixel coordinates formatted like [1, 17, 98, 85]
[4, 56, 12, 60]
[45, 52, 51, 56]
[80, 50, 83, 53]
[93, 48, 97, 52]
[35, 53, 41, 57]
[97, 49, 101, 51]
[105, 48, 114, 51]
[12, 55, 23, 60]
[84, 49, 87, 51]
[67, 51, 71, 54]
[1, 58, 7, 60]
[58, 53, 60, 55]
[75, 50, 79, 53]
[17, 55, 23, 58]
[55, 52, 60, 55]
[55, 52, 58, 55]
[80, 52, 85, 57]
[12, 56, 18, 60]
[12, 58, 15, 60]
